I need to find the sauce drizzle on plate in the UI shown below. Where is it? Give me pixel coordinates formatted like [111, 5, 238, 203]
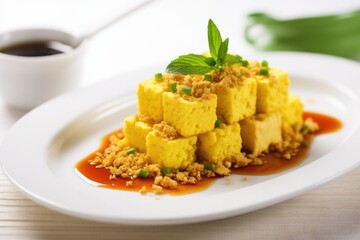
[76, 112, 342, 194]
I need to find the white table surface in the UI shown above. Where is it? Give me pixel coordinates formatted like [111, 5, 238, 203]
[1, 0, 360, 239]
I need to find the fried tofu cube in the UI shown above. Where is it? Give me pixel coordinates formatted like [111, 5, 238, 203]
[137, 78, 164, 122]
[146, 131, 197, 169]
[256, 68, 290, 113]
[197, 123, 242, 164]
[281, 94, 304, 132]
[123, 115, 152, 153]
[215, 78, 257, 124]
[240, 112, 282, 156]
[163, 92, 217, 137]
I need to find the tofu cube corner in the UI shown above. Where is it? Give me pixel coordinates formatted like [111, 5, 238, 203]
[240, 112, 282, 156]
[137, 78, 164, 123]
[281, 94, 304, 133]
[123, 115, 152, 153]
[256, 68, 290, 113]
[197, 123, 242, 164]
[215, 77, 257, 124]
[163, 92, 217, 137]
[146, 131, 197, 169]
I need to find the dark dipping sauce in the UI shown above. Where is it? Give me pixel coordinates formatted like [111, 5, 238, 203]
[0, 41, 72, 57]
[76, 112, 342, 195]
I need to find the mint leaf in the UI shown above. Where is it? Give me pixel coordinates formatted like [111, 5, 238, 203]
[166, 54, 215, 74]
[208, 19, 223, 61]
[204, 57, 216, 67]
[217, 38, 229, 66]
[165, 19, 239, 75]
[224, 54, 243, 65]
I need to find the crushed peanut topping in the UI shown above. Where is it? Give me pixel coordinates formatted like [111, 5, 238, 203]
[192, 81, 214, 98]
[224, 178, 231, 185]
[162, 60, 278, 99]
[134, 114, 156, 125]
[181, 74, 206, 86]
[139, 186, 147, 194]
[271, 126, 303, 159]
[152, 184, 163, 194]
[163, 73, 214, 99]
[303, 118, 320, 133]
[162, 73, 186, 85]
[91, 130, 253, 194]
[213, 64, 244, 87]
[153, 121, 179, 140]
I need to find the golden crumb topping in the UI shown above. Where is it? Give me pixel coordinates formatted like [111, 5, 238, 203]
[181, 74, 206, 86]
[248, 61, 261, 77]
[87, 121, 323, 194]
[163, 73, 214, 99]
[213, 64, 244, 88]
[160, 59, 276, 99]
[192, 81, 214, 98]
[153, 121, 180, 140]
[89, 130, 264, 193]
[134, 114, 156, 125]
[303, 118, 320, 133]
[162, 73, 185, 84]
[271, 127, 303, 159]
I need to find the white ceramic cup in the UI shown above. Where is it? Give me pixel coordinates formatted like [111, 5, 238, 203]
[0, 28, 86, 110]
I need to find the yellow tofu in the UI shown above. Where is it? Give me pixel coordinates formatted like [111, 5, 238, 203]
[281, 94, 304, 132]
[215, 78, 257, 124]
[163, 92, 217, 137]
[256, 68, 290, 113]
[240, 112, 282, 156]
[137, 78, 164, 122]
[123, 115, 152, 153]
[146, 131, 197, 169]
[197, 123, 242, 164]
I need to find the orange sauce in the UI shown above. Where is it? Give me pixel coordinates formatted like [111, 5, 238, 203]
[233, 135, 314, 175]
[303, 111, 342, 134]
[76, 155, 216, 195]
[75, 130, 215, 195]
[75, 112, 342, 194]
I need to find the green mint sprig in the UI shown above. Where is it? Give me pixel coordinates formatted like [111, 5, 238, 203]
[165, 19, 244, 75]
[164, 54, 213, 75]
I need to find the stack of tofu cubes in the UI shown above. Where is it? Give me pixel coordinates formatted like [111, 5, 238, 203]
[123, 64, 303, 171]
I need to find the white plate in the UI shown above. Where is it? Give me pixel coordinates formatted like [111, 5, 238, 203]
[1, 52, 360, 225]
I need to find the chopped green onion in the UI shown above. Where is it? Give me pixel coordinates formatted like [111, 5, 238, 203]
[242, 60, 249, 67]
[126, 147, 137, 155]
[214, 116, 222, 128]
[169, 83, 177, 93]
[204, 74, 213, 82]
[154, 73, 163, 81]
[240, 69, 244, 75]
[260, 68, 269, 76]
[162, 167, 171, 176]
[300, 124, 309, 133]
[204, 162, 213, 171]
[300, 140, 309, 147]
[139, 169, 149, 178]
[261, 60, 269, 67]
[181, 86, 192, 96]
